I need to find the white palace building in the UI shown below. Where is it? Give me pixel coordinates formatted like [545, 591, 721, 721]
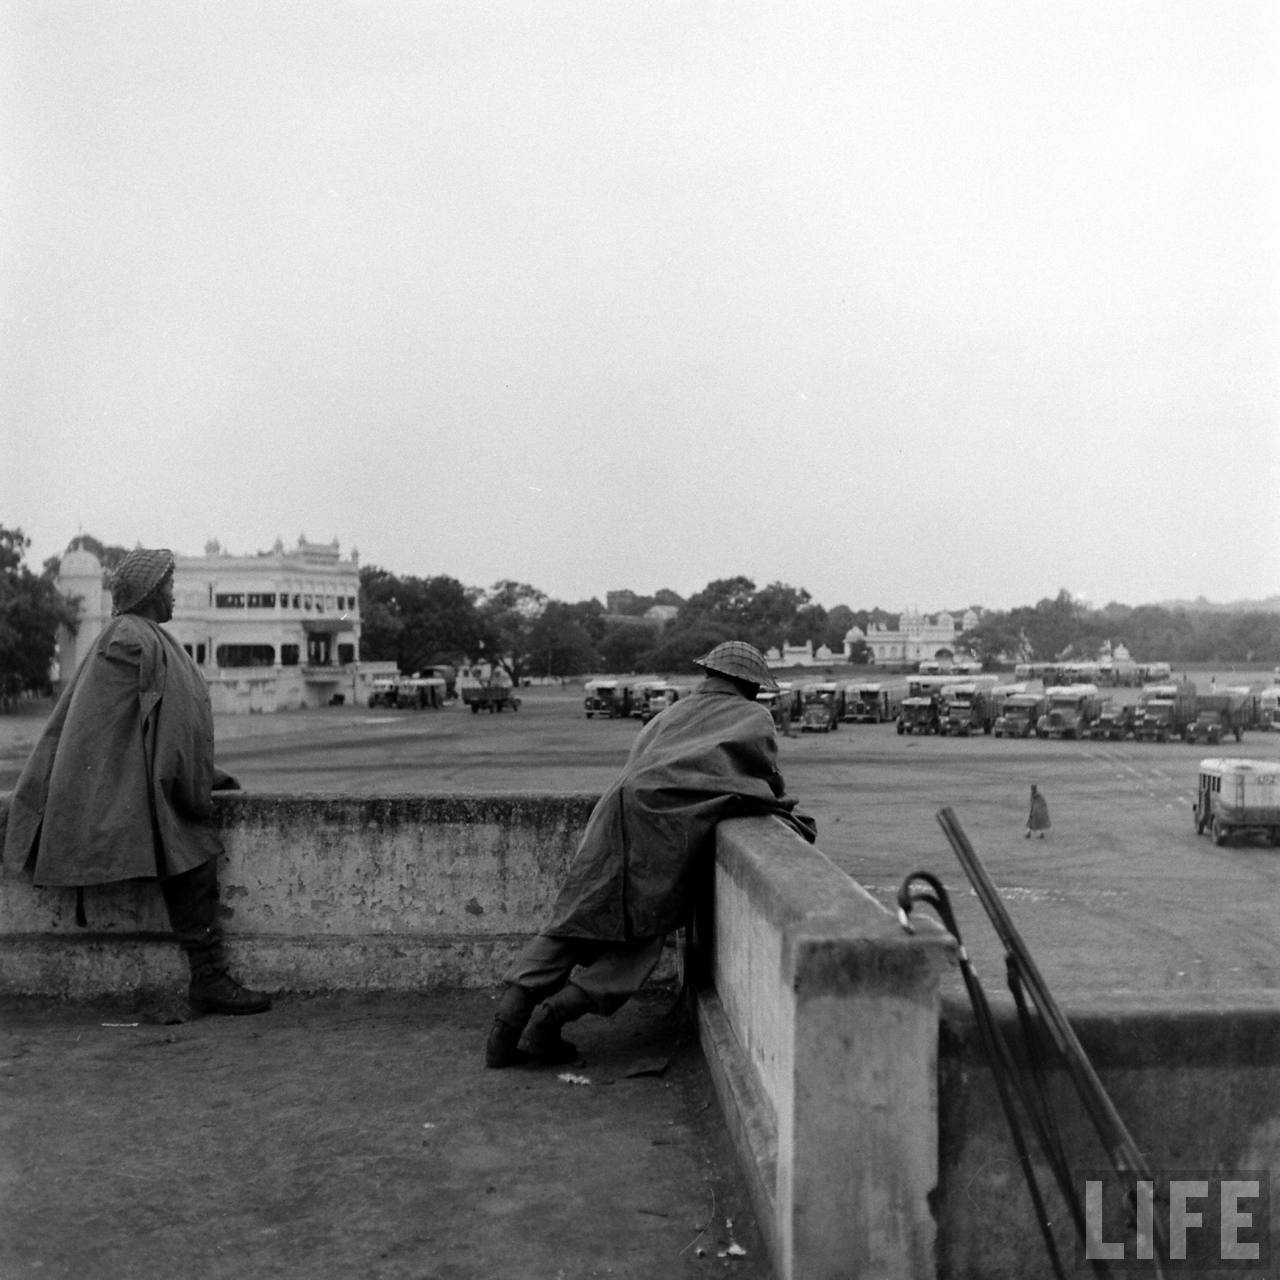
[56, 536, 392, 713]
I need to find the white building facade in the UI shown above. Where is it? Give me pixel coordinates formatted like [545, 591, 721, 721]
[846, 608, 980, 667]
[57, 537, 389, 713]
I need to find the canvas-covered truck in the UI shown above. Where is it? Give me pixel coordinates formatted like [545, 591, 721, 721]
[462, 678, 520, 713]
[1193, 758, 1280, 846]
[939, 682, 998, 736]
[799, 682, 844, 732]
[1035, 684, 1103, 739]
[842, 678, 906, 724]
[1132, 679, 1197, 742]
[584, 679, 632, 719]
[993, 692, 1048, 738]
[638, 682, 683, 723]
[897, 694, 942, 735]
[1183, 688, 1251, 745]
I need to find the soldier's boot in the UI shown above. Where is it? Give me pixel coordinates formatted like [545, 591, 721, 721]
[484, 983, 539, 1069]
[522, 983, 595, 1065]
[161, 862, 272, 1016]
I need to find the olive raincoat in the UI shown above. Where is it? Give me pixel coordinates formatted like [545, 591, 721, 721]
[4, 614, 225, 886]
[543, 675, 814, 942]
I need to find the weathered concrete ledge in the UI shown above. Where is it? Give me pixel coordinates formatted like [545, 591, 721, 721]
[935, 993, 1280, 1279]
[704, 816, 957, 1280]
[0, 792, 599, 995]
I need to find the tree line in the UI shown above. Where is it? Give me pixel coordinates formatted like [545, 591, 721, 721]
[2, 527, 1277, 705]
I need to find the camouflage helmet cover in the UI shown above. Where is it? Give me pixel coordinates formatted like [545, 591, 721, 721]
[109, 548, 176, 616]
[694, 640, 779, 692]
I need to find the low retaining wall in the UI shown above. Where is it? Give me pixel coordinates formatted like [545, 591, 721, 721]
[702, 817, 955, 1280]
[937, 993, 1280, 1279]
[0, 793, 598, 996]
[4, 792, 1278, 1279]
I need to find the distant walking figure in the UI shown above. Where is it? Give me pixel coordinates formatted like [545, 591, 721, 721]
[1026, 784, 1050, 839]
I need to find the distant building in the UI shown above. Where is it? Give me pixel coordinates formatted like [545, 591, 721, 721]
[848, 608, 980, 667]
[764, 641, 836, 669]
[56, 536, 390, 713]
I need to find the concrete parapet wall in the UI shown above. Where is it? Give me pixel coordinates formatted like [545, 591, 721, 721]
[0, 792, 597, 996]
[937, 992, 1280, 1279]
[703, 816, 956, 1280]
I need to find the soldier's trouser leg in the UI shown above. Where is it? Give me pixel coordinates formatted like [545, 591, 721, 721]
[160, 861, 271, 1016]
[487, 934, 664, 1067]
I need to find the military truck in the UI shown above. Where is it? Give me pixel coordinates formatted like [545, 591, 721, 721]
[1183, 688, 1251, 745]
[842, 678, 906, 724]
[897, 694, 942, 735]
[1035, 684, 1103, 739]
[584, 679, 632, 719]
[939, 681, 998, 736]
[1089, 701, 1136, 741]
[799, 682, 844, 732]
[1132, 679, 1197, 743]
[1193, 758, 1280, 845]
[993, 692, 1048, 738]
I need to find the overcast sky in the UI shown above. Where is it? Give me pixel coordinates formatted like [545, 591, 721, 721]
[3, 1, 1277, 613]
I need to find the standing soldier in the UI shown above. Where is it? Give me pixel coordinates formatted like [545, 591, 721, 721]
[4, 548, 271, 1015]
[1026, 784, 1051, 839]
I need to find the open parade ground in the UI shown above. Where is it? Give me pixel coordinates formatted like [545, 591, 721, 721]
[5, 675, 1277, 1004]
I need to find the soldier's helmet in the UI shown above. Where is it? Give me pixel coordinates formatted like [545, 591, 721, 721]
[694, 641, 779, 692]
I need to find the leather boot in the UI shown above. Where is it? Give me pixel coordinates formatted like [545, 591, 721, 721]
[484, 983, 538, 1068]
[161, 862, 272, 1016]
[522, 983, 594, 1064]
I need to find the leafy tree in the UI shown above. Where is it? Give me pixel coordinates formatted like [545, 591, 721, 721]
[358, 567, 484, 673]
[823, 605, 856, 655]
[956, 612, 1028, 667]
[597, 619, 660, 673]
[474, 580, 549, 684]
[0, 526, 80, 706]
[525, 602, 600, 677]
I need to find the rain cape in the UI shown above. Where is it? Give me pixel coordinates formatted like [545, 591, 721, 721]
[543, 675, 814, 941]
[4, 614, 224, 886]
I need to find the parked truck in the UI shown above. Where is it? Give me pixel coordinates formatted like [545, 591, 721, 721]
[842, 678, 907, 724]
[1132, 679, 1197, 743]
[897, 693, 943, 735]
[584, 679, 632, 719]
[1182, 688, 1251, 745]
[1193, 758, 1280, 846]
[799, 682, 844, 732]
[1089, 701, 1137, 741]
[939, 681, 998, 736]
[993, 692, 1048, 738]
[1035, 684, 1103, 739]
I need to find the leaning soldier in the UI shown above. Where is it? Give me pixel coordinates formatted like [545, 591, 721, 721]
[4, 548, 271, 1015]
[485, 640, 815, 1068]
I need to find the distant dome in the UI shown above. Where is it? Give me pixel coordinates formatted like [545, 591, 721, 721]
[60, 548, 102, 577]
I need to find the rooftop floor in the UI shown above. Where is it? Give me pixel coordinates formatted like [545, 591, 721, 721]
[1, 988, 773, 1280]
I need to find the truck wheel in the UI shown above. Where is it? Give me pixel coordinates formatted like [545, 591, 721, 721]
[1211, 817, 1228, 846]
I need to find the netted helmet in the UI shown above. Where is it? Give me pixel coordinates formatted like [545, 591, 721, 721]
[694, 641, 779, 692]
